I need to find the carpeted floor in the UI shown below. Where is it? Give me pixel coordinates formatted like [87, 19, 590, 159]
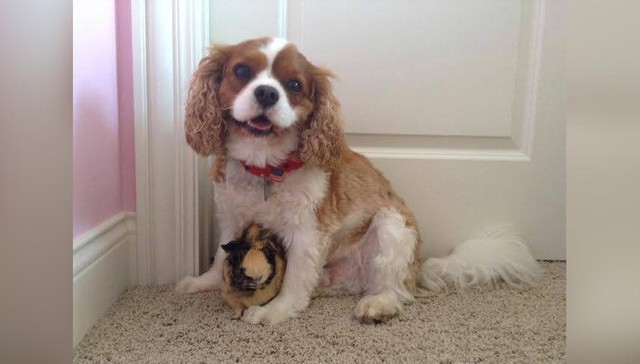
[74, 262, 565, 363]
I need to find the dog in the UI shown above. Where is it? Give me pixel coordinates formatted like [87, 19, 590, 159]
[221, 223, 286, 318]
[176, 37, 542, 325]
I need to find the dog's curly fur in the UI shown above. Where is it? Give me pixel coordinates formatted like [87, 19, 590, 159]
[298, 66, 345, 172]
[185, 45, 229, 155]
[184, 44, 232, 182]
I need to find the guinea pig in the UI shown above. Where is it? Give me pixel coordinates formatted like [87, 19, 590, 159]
[220, 223, 286, 318]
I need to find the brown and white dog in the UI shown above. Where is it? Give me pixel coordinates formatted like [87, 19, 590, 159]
[176, 37, 542, 324]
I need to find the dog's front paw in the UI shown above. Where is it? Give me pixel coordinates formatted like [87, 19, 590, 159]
[242, 303, 295, 325]
[354, 293, 402, 324]
[175, 276, 206, 294]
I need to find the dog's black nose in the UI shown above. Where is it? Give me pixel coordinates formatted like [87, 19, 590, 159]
[254, 85, 279, 108]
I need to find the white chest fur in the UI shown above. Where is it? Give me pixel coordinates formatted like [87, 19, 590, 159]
[214, 160, 329, 247]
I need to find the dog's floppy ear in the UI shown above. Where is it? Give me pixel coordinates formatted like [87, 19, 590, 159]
[299, 65, 346, 171]
[184, 44, 233, 157]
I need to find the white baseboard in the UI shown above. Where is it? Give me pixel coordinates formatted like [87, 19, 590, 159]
[73, 212, 136, 347]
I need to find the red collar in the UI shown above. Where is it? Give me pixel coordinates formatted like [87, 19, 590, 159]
[240, 150, 305, 183]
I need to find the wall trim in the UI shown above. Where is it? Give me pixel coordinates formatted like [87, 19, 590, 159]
[131, 0, 154, 284]
[131, 0, 212, 284]
[73, 212, 136, 278]
[278, 0, 288, 38]
[73, 212, 136, 346]
[173, 0, 211, 280]
[518, 0, 546, 158]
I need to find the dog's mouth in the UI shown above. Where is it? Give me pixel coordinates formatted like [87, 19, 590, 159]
[233, 114, 274, 137]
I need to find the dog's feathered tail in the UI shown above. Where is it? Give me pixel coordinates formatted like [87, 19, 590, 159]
[417, 226, 543, 295]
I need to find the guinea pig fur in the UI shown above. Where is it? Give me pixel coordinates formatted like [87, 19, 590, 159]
[221, 223, 286, 318]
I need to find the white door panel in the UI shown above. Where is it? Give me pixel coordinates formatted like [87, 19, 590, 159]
[209, 0, 565, 259]
[293, 0, 523, 137]
[210, 0, 281, 43]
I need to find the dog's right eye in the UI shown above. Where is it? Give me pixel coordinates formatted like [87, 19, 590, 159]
[234, 64, 252, 79]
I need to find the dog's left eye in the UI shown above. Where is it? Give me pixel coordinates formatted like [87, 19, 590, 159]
[234, 64, 252, 79]
[286, 79, 302, 93]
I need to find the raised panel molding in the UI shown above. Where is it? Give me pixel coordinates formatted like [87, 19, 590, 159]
[284, 0, 546, 161]
[346, 134, 527, 161]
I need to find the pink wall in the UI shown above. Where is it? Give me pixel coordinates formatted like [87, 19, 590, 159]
[115, 0, 136, 212]
[73, 0, 135, 239]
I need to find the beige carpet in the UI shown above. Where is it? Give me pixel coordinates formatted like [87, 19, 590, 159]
[74, 262, 565, 363]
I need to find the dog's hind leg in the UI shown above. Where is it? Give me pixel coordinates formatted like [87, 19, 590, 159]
[354, 208, 420, 323]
